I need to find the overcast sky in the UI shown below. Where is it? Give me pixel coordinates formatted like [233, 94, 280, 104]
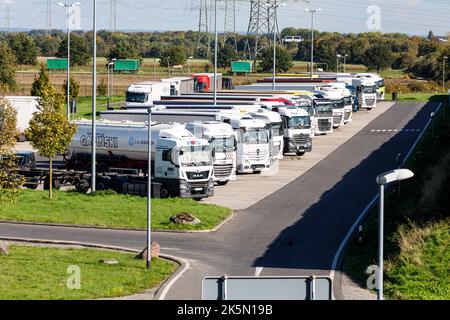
[2, 0, 449, 36]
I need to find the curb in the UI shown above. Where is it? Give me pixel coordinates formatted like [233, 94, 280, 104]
[0, 236, 188, 301]
[0, 210, 235, 234]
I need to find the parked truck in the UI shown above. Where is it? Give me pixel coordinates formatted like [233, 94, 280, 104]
[184, 122, 236, 186]
[125, 82, 171, 109]
[5, 96, 39, 140]
[345, 78, 378, 110]
[161, 77, 195, 96]
[66, 121, 215, 199]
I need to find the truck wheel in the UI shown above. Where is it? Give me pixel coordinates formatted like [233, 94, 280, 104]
[217, 181, 229, 186]
[253, 170, 262, 174]
[44, 178, 61, 190]
[24, 183, 39, 190]
[160, 186, 171, 199]
[296, 151, 306, 156]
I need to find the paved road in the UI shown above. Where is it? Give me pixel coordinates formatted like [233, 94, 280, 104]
[0, 102, 438, 299]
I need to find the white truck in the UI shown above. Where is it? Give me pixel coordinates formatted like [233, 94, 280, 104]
[315, 88, 345, 129]
[66, 121, 215, 199]
[351, 78, 378, 110]
[125, 82, 171, 109]
[226, 116, 271, 173]
[4, 96, 39, 140]
[277, 107, 313, 156]
[100, 109, 271, 175]
[355, 73, 385, 101]
[161, 77, 195, 96]
[184, 121, 236, 186]
[298, 95, 334, 135]
[323, 83, 353, 124]
[248, 109, 284, 160]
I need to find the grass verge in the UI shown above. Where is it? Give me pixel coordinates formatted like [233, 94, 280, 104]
[386, 92, 449, 103]
[343, 101, 450, 299]
[0, 244, 176, 300]
[0, 189, 232, 231]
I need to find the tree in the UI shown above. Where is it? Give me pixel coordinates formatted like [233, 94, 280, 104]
[107, 40, 138, 61]
[25, 84, 77, 199]
[258, 46, 293, 73]
[7, 33, 39, 65]
[31, 65, 52, 97]
[213, 45, 238, 69]
[159, 45, 187, 67]
[0, 97, 24, 204]
[427, 30, 435, 41]
[0, 41, 17, 93]
[97, 78, 107, 96]
[62, 76, 80, 101]
[56, 33, 90, 66]
[363, 43, 395, 72]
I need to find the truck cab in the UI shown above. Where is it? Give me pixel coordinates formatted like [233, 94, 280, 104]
[227, 117, 271, 173]
[352, 78, 378, 110]
[315, 88, 345, 129]
[185, 121, 237, 186]
[275, 107, 313, 156]
[125, 82, 171, 109]
[248, 109, 284, 160]
[311, 98, 334, 135]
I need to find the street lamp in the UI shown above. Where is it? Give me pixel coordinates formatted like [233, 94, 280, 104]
[343, 54, 349, 73]
[443, 56, 448, 93]
[376, 169, 414, 300]
[146, 109, 152, 270]
[91, 0, 97, 192]
[266, 1, 286, 91]
[58, 1, 80, 121]
[107, 58, 116, 108]
[305, 8, 321, 79]
[336, 54, 342, 73]
[213, 0, 218, 105]
[187, 56, 194, 75]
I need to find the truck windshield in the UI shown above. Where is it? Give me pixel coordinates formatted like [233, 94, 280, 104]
[209, 136, 235, 152]
[180, 145, 213, 167]
[331, 99, 345, 109]
[126, 92, 147, 103]
[363, 86, 377, 94]
[271, 123, 283, 137]
[289, 116, 311, 129]
[377, 80, 385, 88]
[243, 129, 269, 145]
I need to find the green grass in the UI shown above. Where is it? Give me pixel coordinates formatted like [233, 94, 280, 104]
[73, 95, 125, 119]
[0, 245, 176, 300]
[0, 189, 232, 230]
[384, 220, 450, 300]
[380, 69, 408, 79]
[386, 93, 449, 103]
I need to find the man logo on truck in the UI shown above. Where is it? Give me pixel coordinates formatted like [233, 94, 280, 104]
[80, 134, 119, 149]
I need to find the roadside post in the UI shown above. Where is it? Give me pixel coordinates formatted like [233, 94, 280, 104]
[376, 169, 414, 300]
[147, 108, 152, 270]
[91, 0, 97, 192]
[431, 112, 435, 139]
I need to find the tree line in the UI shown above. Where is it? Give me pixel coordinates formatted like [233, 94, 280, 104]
[0, 28, 449, 82]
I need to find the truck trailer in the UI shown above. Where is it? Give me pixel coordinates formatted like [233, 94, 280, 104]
[125, 82, 171, 109]
[66, 121, 215, 199]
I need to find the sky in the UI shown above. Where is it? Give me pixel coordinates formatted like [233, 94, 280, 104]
[1, 0, 449, 36]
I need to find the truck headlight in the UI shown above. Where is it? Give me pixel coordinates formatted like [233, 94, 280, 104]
[208, 179, 214, 189]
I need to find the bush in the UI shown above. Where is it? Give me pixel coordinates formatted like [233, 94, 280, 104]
[97, 79, 107, 97]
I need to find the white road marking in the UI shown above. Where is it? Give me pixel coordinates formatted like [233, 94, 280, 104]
[157, 254, 191, 300]
[255, 267, 264, 277]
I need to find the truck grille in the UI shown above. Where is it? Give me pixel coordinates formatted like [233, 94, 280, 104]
[214, 164, 233, 178]
[248, 149, 269, 162]
[333, 114, 343, 125]
[186, 171, 209, 180]
[365, 98, 376, 106]
[318, 119, 332, 132]
[188, 182, 208, 195]
[317, 111, 332, 117]
[344, 111, 351, 121]
[292, 134, 309, 146]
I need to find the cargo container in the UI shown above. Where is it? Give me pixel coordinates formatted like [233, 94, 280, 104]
[5, 96, 39, 140]
[231, 61, 253, 75]
[47, 58, 68, 70]
[113, 59, 140, 73]
[161, 77, 195, 95]
[193, 73, 222, 92]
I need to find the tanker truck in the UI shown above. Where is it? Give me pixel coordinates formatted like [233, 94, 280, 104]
[65, 121, 214, 199]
